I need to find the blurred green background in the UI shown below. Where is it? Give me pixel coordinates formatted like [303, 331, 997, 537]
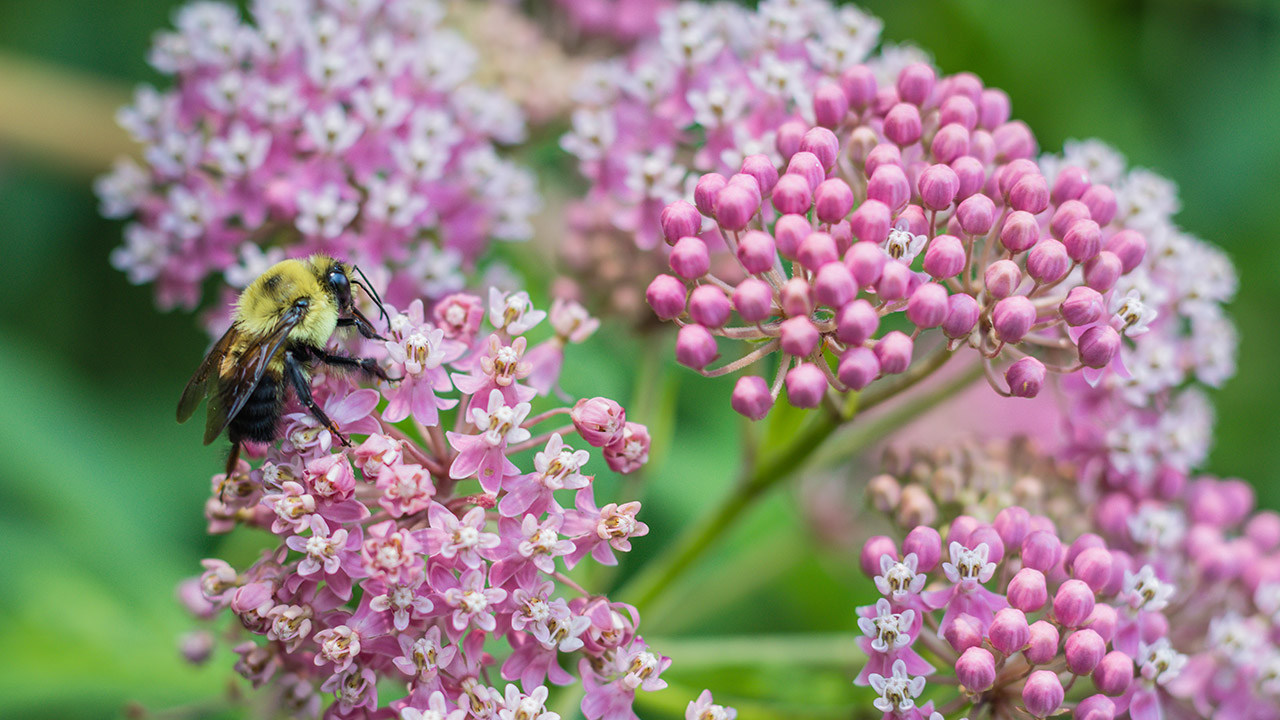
[0, 0, 1276, 718]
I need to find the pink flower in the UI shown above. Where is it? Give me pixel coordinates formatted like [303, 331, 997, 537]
[685, 689, 737, 720]
[375, 461, 435, 518]
[563, 487, 649, 568]
[425, 504, 501, 569]
[435, 566, 508, 634]
[391, 626, 457, 684]
[499, 433, 592, 518]
[281, 389, 381, 457]
[446, 389, 532, 492]
[360, 519, 425, 584]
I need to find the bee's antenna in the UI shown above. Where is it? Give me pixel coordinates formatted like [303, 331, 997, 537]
[351, 265, 390, 323]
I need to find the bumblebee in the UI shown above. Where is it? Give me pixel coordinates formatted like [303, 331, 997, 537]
[178, 255, 394, 478]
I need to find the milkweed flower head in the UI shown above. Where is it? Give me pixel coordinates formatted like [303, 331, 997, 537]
[550, 0, 673, 47]
[184, 282, 663, 719]
[98, 0, 540, 315]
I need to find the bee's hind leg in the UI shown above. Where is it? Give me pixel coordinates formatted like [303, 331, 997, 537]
[220, 441, 241, 503]
[284, 350, 351, 447]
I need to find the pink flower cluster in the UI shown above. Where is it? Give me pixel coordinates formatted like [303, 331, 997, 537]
[551, 0, 672, 46]
[183, 285, 672, 719]
[97, 0, 539, 312]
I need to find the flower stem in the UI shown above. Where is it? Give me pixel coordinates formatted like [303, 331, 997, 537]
[642, 633, 865, 668]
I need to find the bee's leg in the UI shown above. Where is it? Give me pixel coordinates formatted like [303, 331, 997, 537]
[284, 350, 351, 447]
[337, 315, 386, 341]
[311, 348, 400, 382]
[221, 441, 241, 503]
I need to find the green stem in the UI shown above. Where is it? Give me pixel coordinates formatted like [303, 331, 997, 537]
[643, 633, 865, 668]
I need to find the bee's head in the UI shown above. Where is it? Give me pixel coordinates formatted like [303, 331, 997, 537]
[315, 256, 390, 340]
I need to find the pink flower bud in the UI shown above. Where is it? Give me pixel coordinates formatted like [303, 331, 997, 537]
[994, 120, 1036, 160]
[896, 62, 935, 105]
[786, 151, 825, 192]
[1072, 547, 1113, 593]
[971, 526, 1007, 564]
[956, 193, 996, 235]
[775, 119, 807, 160]
[740, 154, 779, 197]
[865, 143, 901, 177]
[660, 200, 701, 244]
[1065, 629, 1106, 676]
[715, 184, 758, 232]
[1009, 174, 1050, 214]
[945, 614, 984, 653]
[918, 164, 959, 211]
[836, 299, 878, 345]
[1026, 239, 1071, 284]
[1050, 200, 1091, 240]
[922, 234, 964, 279]
[1093, 651, 1133, 696]
[1065, 536, 1105, 567]
[970, 129, 996, 164]
[1008, 568, 1048, 612]
[572, 397, 626, 447]
[845, 126, 879, 167]
[994, 507, 1030, 548]
[875, 260, 911, 300]
[1026, 621, 1060, 664]
[731, 376, 773, 421]
[952, 156, 985, 199]
[984, 259, 1022, 298]
[943, 293, 980, 339]
[956, 647, 996, 692]
[780, 277, 813, 317]
[860, 535, 897, 577]
[1081, 184, 1117, 226]
[1063, 219, 1102, 263]
[736, 230, 776, 275]
[847, 239, 887, 286]
[997, 158, 1038, 196]
[794, 236, 835, 276]
[940, 95, 978, 130]
[231, 582, 273, 614]
[675, 324, 718, 370]
[670, 236, 710, 279]
[874, 331, 913, 374]
[948, 515, 979, 547]
[813, 82, 850, 128]
[1000, 210, 1039, 253]
[771, 173, 812, 215]
[1006, 357, 1046, 398]
[814, 263, 855, 307]
[1078, 325, 1120, 369]
[774, 213, 811, 258]
[1105, 229, 1146, 272]
[838, 347, 879, 391]
[906, 282, 948, 329]
[780, 316, 820, 357]
[1023, 670, 1064, 718]
[1247, 511, 1280, 550]
[993, 295, 1036, 343]
[1061, 286, 1104, 326]
[646, 274, 686, 320]
[694, 173, 727, 216]
[979, 88, 1011, 129]
[688, 285, 731, 328]
[988, 608, 1030, 657]
[1075, 695, 1116, 720]
[931, 123, 970, 164]
[849, 201, 891, 246]
[1053, 579, 1095, 627]
[1052, 166, 1091, 204]
[1022, 530, 1062, 571]
[1086, 603, 1118, 643]
[840, 65, 877, 109]
[799, 128, 839, 173]
[903, 526, 942, 571]
[1084, 251, 1122, 292]
[732, 278, 774, 322]
[867, 164, 910, 211]
[814, 178, 854, 223]
[884, 102, 923, 146]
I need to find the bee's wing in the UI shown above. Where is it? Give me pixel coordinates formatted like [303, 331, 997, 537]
[177, 323, 239, 424]
[203, 301, 309, 445]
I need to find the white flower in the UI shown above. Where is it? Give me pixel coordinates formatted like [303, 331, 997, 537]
[1111, 288, 1158, 337]
[868, 659, 926, 713]
[882, 219, 928, 265]
[857, 598, 915, 653]
[873, 553, 926, 600]
[1121, 564, 1176, 612]
[1137, 638, 1187, 685]
[488, 288, 546, 335]
[942, 542, 996, 586]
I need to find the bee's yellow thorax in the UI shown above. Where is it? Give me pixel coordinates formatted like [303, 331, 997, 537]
[233, 257, 340, 348]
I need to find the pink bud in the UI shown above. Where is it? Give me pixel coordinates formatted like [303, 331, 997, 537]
[969, 525, 1005, 563]
[884, 102, 923, 146]
[660, 200, 701, 243]
[688, 285, 731, 328]
[1064, 629, 1107, 677]
[998, 159, 1039, 196]
[1081, 184, 1117, 226]
[646, 274, 686, 320]
[736, 230, 776, 275]
[1065, 534, 1106, 565]
[786, 151, 825, 192]
[918, 164, 960, 211]
[846, 238, 886, 284]
[732, 278, 774, 322]
[952, 156, 985, 199]
[1026, 239, 1071, 284]
[1078, 325, 1120, 369]
[1050, 200, 1091, 240]
[1093, 651, 1133, 696]
[670, 236, 710, 279]
[813, 82, 850, 128]
[867, 164, 910, 211]
[989, 608, 1031, 655]
[922, 234, 964, 279]
[874, 331, 913, 374]
[814, 179, 854, 224]
[715, 184, 758, 232]
[1006, 357, 1046, 398]
[773, 213, 811, 258]
[1023, 670, 1064, 718]
[939, 95, 978, 130]
[814, 263, 856, 307]
[1022, 530, 1062, 571]
[675, 324, 718, 370]
[1247, 511, 1280, 550]
[771, 173, 812, 215]
[903, 526, 942, 571]
[1085, 603, 1118, 643]
[831, 219, 854, 255]
[775, 119, 807, 161]
[1063, 219, 1102, 263]
[1075, 695, 1116, 720]
[984, 259, 1022, 298]
[694, 173, 727, 216]
[837, 347, 879, 391]
[993, 295, 1036, 344]
[1105, 229, 1146, 272]
[798, 231, 838, 271]
[1052, 166, 1091, 204]
[945, 613, 984, 653]
[571, 397, 626, 447]
[993, 507, 1030, 548]
[780, 277, 813, 317]
[840, 65, 877, 109]
[906, 282, 948, 329]
[999, 210, 1039, 254]
[948, 515, 979, 547]
[1053, 579, 1095, 628]
[896, 62, 935, 105]
[860, 535, 898, 577]
[1061, 286, 1104, 326]
[1072, 547, 1113, 593]
[849, 200, 891, 245]
[864, 143, 901, 177]
[1026, 621, 1060, 664]
[730, 376, 773, 421]
[231, 582, 272, 614]
[1084, 251, 1122, 292]
[1009, 174, 1050, 214]
[1007, 568, 1048, 612]
[979, 88, 1011, 129]
[956, 647, 996, 692]
[956, 193, 996, 235]
[835, 299, 879, 345]
[897, 204, 928, 236]
[875, 261, 911, 301]
[970, 129, 996, 164]
[993, 120, 1036, 160]
[943, 293, 980, 339]
[780, 316, 820, 357]
[799, 128, 839, 173]
[931, 123, 970, 164]
[740, 154, 779, 197]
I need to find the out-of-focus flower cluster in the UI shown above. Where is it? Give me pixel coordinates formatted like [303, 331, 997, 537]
[180, 283, 680, 719]
[551, 0, 672, 48]
[852, 438, 1280, 720]
[97, 0, 539, 313]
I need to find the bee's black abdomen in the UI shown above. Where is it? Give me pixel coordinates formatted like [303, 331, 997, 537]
[228, 377, 285, 443]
